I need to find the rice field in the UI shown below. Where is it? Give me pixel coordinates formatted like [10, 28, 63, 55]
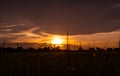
[0, 51, 120, 76]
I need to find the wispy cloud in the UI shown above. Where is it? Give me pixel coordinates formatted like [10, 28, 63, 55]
[0, 24, 17, 28]
[0, 28, 12, 32]
[11, 27, 41, 37]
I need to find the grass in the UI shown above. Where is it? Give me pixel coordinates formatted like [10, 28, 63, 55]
[0, 51, 120, 76]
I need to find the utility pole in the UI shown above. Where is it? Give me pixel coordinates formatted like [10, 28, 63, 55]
[93, 40, 95, 50]
[17, 42, 19, 48]
[79, 41, 82, 50]
[2, 41, 6, 48]
[1, 40, 6, 53]
[118, 36, 120, 49]
[67, 30, 69, 51]
[74, 42, 76, 51]
[80, 42, 82, 48]
[103, 41, 109, 50]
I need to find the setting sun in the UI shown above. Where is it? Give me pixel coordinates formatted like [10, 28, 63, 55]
[51, 36, 63, 45]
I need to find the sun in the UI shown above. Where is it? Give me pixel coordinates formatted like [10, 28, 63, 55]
[51, 36, 63, 45]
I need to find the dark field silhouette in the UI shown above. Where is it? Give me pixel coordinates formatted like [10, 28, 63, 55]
[0, 47, 120, 76]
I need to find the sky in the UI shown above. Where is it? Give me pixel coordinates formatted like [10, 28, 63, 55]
[0, 0, 120, 48]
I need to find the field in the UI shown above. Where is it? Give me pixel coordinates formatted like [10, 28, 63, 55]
[1, 51, 120, 76]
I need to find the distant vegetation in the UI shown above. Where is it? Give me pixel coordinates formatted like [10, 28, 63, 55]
[0, 45, 120, 53]
[0, 46, 120, 76]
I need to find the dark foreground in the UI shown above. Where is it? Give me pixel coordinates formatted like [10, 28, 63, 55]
[1, 51, 120, 76]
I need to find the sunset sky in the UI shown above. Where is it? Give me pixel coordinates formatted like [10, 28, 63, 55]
[0, 0, 120, 48]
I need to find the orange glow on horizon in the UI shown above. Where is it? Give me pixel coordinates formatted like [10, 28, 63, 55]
[10, 30, 120, 49]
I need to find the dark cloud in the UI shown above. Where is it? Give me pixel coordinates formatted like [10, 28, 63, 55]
[0, 0, 120, 35]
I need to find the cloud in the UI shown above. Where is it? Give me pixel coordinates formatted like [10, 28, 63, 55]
[0, 25, 48, 43]
[0, 0, 119, 48]
[11, 27, 41, 37]
[112, 3, 120, 8]
[0, 24, 16, 28]
[0, 28, 12, 32]
[0, 0, 120, 35]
